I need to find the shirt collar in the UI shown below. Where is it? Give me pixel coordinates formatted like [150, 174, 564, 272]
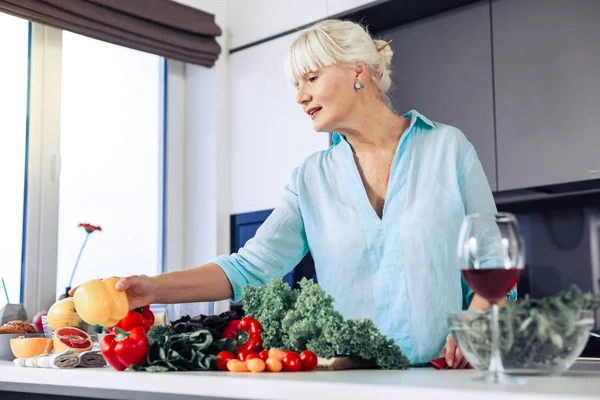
[332, 109, 435, 145]
[332, 132, 345, 145]
[403, 109, 435, 129]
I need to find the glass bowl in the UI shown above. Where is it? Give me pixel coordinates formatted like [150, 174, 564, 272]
[449, 308, 594, 375]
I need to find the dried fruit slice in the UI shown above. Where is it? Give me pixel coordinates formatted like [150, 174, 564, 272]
[53, 327, 93, 354]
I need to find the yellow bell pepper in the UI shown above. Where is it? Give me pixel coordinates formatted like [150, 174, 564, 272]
[73, 277, 129, 327]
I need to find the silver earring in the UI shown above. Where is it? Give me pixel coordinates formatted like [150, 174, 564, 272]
[354, 80, 364, 90]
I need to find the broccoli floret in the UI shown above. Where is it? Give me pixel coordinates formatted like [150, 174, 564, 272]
[242, 278, 409, 369]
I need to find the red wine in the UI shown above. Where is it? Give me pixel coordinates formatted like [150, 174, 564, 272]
[462, 268, 521, 304]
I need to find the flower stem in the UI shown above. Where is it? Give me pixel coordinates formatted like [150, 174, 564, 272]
[68, 233, 90, 288]
[1, 277, 10, 304]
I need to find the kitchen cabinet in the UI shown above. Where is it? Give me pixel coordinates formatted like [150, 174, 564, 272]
[493, 0, 600, 191]
[382, 2, 498, 190]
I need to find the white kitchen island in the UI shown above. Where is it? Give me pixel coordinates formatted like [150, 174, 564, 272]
[1, 360, 600, 400]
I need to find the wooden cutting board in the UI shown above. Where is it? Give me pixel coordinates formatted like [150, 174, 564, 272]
[317, 356, 377, 371]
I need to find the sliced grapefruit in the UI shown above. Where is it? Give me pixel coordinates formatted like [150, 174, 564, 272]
[53, 327, 93, 354]
[10, 337, 53, 359]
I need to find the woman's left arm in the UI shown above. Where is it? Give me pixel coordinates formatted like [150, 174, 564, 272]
[442, 141, 499, 368]
[469, 293, 505, 310]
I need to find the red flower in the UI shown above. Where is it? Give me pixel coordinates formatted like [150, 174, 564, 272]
[79, 223, 102, 234]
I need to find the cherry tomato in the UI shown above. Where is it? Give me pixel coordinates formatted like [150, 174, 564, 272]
[259, 350, 269, 361]
[238, 350, 258, 361]
[217, 351, 235, 371]
[282, 351, 302, 372]
[300, 350, 318, 371]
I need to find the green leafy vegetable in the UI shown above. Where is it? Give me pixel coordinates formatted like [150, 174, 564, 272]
[242, 278, 410, 369]
[132, 326, 237, 372]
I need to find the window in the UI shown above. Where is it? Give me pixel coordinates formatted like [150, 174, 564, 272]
[55, 32, 163, 296]
[0, 18, 174, 313]
[0, 14, 29, 308]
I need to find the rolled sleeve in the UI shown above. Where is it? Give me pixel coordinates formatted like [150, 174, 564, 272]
[458, 144, 497, 216]
[210, 168, 309, 302]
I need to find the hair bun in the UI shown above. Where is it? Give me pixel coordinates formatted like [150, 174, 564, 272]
[373, 39, 393, 66]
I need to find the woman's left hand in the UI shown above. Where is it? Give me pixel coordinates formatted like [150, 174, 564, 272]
[439, 334, 471, 369]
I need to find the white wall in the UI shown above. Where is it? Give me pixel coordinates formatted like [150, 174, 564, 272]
[228, 34, 329, 214]
[179, 0, 329, 224]
[228, 0, 327, 49]
[327, 0, 377, 16]
[228, 0, 377, 49]
[172, 0, 230, 263]
[174, 0, 231, 313]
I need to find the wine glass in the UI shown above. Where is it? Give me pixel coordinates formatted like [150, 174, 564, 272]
[164, 302, 214, 325]
[457, 212, 524, 383]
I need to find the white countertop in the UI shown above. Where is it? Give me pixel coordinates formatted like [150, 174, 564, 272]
[1, 360, 600, 400]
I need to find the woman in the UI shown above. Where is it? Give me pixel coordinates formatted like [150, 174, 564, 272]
[90, 20, 505, 367]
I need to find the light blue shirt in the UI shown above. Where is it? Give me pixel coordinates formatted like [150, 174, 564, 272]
[213, 110, 501, 364]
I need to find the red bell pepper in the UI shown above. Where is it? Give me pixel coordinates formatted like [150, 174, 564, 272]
[137, 305, 155, 326]
[100, 326, 149, 371]
[429, 357, 448, 370]
[222, 317, 263, 353]
[113, 310, 152, 333]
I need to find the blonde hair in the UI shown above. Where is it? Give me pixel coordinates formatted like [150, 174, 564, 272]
[285, 20, 393, 100]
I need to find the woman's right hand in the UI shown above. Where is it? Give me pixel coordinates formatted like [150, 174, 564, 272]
[68, 275, 157, 310]
[114, 275, 156, 310]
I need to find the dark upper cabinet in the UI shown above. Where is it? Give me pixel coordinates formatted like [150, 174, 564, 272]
[383, 1, 497, 190]
[493, 0, 600, 191]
